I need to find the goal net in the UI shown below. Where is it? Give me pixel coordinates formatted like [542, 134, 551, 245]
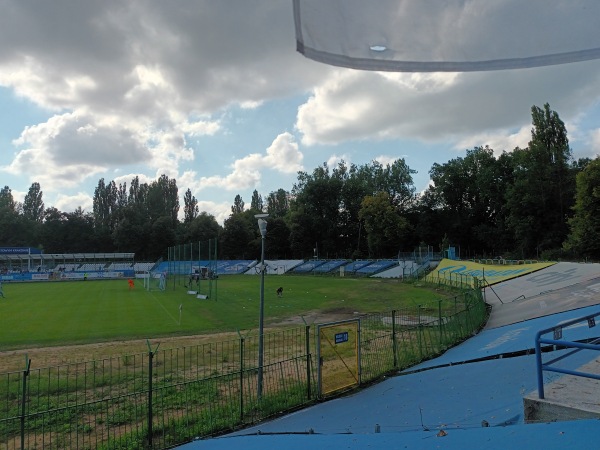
[144, 271, 166, 291]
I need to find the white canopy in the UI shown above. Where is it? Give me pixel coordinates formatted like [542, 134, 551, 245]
[293, 0, 600, 72]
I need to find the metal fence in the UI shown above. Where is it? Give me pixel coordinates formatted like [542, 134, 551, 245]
[534, 310, 600, 400]
[0, 287, 487, 449]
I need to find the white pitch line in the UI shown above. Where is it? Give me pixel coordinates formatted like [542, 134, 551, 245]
[147, 291, 179, 325]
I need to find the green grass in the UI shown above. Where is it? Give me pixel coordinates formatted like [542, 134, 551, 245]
[0, 275, 446, 350]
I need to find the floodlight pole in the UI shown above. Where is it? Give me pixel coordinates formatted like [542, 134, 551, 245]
[255, 214, 269, 398]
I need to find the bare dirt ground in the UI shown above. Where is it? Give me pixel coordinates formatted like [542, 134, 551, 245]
[0, 310, 357, 372]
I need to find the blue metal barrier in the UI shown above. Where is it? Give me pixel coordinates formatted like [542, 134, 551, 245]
[534, 311, 600, 399]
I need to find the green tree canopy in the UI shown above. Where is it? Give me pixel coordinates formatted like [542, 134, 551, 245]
[23, 182, 44, 223]
[564, 157, 600, 258]
[183, 188, 199, 223]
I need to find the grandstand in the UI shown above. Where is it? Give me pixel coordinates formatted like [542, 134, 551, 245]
[243, 259, 303, 275]
[373, 260, 420, 278]
[0, 248, 143, 281]
[291, 260, 327, 273]
[133, 262, 154, 272]
[216, 260, 254, 275]
[313, 260, 349, 273]
[106, 262, 134, 271]
[354, 259, 398, 275]
[78, 263, 106, 272]
[0, 244, 435, 283]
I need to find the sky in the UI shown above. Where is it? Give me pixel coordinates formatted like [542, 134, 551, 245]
[1, 1, 600, 225]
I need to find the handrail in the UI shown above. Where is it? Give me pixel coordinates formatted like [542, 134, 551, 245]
[534, 311, 600, 399]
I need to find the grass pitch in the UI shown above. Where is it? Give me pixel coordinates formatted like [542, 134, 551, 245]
[0, 275, 445, 350]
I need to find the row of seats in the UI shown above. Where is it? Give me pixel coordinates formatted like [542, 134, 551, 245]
[152, 259, 400, 276]
[51, 262, 153, 272]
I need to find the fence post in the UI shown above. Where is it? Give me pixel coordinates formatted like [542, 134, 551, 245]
[392, 310, 398, 369]
[417, 306, 423, 359]
[239, 332, 244, 421]
[438, 300, 443, 343]
[464, 292, 472, 332]
[146, 340, 160, 449]
[305, 325, 311, 399]
[20, 355, 31, 450]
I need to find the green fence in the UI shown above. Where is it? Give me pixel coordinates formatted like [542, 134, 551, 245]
[423, 270, 481, 289]
[0, 286, 487, 449]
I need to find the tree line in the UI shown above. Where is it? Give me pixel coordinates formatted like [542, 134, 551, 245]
[1, 103, 599, 262]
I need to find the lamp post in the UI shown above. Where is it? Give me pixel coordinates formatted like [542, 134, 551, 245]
[255, 213, 269, 397]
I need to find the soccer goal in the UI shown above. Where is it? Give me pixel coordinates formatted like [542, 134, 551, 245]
[144, 271, 167, 291]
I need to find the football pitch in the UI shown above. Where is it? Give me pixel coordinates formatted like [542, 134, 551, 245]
[0, 275, 442, 350]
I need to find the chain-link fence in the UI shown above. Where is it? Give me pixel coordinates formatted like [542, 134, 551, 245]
[0, 286, 487, 449]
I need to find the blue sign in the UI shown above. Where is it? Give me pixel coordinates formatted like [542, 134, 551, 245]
[0, 247, 42, 255]
[335, 332, 349, 344]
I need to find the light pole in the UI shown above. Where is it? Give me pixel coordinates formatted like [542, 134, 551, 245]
[255, 213, 269, 397]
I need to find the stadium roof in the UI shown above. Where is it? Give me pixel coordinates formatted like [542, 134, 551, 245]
[0, 252, 135, 263]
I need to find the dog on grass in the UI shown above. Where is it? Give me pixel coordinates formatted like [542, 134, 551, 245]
[276, 287, 283, 298]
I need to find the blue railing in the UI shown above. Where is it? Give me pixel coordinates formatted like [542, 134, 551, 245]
[534, 311, 600, 399]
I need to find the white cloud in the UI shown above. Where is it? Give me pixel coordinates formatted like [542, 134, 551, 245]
[0, 1, 324, 204]
[591, 129, 600, 149]
[264, 132, 303, 174]
[374, 155, 399, 166]
[54, 192, 93, 214]
[6, 112, 151, 192]
[326, 153, 351, 168]
[454, 126, 531, 155]
[198, 132, 303, 191]
[197, 200, 231, 225]
[296, 62, 600, 148]
[585, 129, 600, 158]
[178, 120, 220, 137]
[1, 0, 600, 223]
[111, 173, 156, 189]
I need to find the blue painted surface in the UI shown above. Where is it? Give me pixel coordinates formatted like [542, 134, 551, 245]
[343, 260, 373, 271]
[292, 260, 327, 273]
[355, 259, 396, 274]
[313, 260, 348, 273]
[412, 304, 600, 370]
[182, 419, 600, 450]
[178, 269, 600, 450]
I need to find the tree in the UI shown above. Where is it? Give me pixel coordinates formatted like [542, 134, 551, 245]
[93, 178, 117, 231]
[62, 207, 96, 252]
[410, 187, 449, 252]
[369, 159, 417, 209]
[231, 195, 245, 215]
[0, 186, 15, 212]
[289, 163, 344, 258]
[148, 216, 176, 259]
[129, 176, 148, 206]
[250, 189, 263, 212]
[22, 182, 45, 223]
[564, 157, 600, 258]
[117, 181, 128, 210]
[220, 211, 255, 259]
[181, 212, 221, 244]
[428, 146, 510, 256]
[39, 207, 67, 253]
[112, 205, 148, 256]
[0, 185, 28, 247]
[359, 192, 411, 258]
[266, 189, 289, 218]
[506, 103, 574, 257]
[263, 217, 291, 259]
[183, 188, 199, 223]
[338, 162, 373, 258]
[146, 175, 179, 227]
